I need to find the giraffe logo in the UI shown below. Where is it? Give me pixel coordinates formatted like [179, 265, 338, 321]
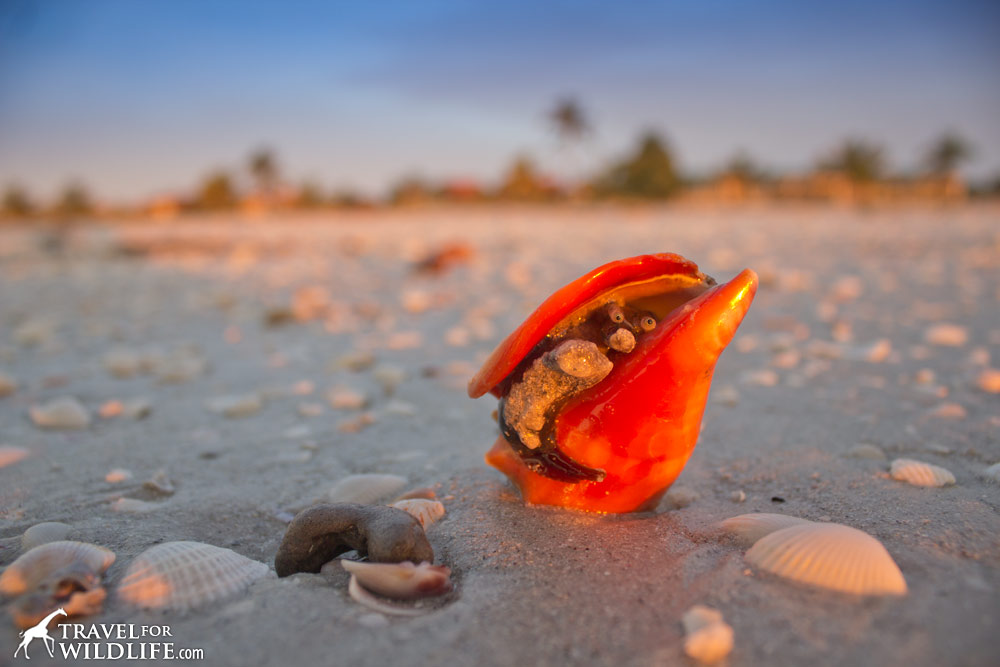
[13, 607, 67, 660]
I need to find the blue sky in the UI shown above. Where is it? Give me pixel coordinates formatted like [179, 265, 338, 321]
[1, 0, 998, 201]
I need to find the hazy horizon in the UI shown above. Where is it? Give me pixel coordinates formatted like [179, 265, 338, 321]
[1, 0, 998, 202]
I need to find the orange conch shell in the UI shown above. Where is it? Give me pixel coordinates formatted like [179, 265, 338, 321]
[469, 253, 757, 513]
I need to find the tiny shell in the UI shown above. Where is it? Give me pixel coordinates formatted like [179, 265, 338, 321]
[0, 445, 30, 468]
[341, 560, 451, 600]
[745, 523, 907, 596]
[105, 468, 133, 483]
[111, 497, 157, 513]
[21, 522, 73, 551]
[206, 393, 262, 418]
[0, 370, 18, 397]
[0, 541, 115, 596]
[924, 323, 967, 347]
[390, 499, 445, 529]
[889, 458, 956, 487]
[325, 474, 408, 505]
[719, 513, 813, 547]
[845, 443, 887, 460]
[976, 369, 1000, 394]
[29, 397, 91, 430]
[682, 605, 734, 664]
[980, 462, 1000, 484]
[327, 387, 368, 410]
[117, 541, 271, 611]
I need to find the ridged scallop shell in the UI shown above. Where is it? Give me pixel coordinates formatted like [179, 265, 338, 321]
[325, 474, 407, 504]
[117, 541, 270, 611]
[0, 541, 115, 596]
[889, 458, 956, 487]
[389, 499, 445, 529]
[745, 523, 907, 596]
[719, 513, 813, 547]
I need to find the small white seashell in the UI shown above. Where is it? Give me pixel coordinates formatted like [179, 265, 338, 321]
[206, 393, 262, 418]
[0, 541, 115, 596]
[980, 463, 1000, 484]
[681, 605, 734, 664]
[741, 369, 779, 387]
[143, 469, 175, 495]
[121, 398, 153, 420]
[0, 370, 18, 397]
[325, 474, 407, 504]
[663, 486, 699, 509]
[845, 443, 886, 460]
[390, 499, 445, 529]
[341, 560, 451, 601]
[0, 445, 30, 468]
[719, 513, 814, 547]
[924, 323, 967, 347]
[745, 523, 907, 595]
[327, 387, 368, 410]
[103, 348, 143, 378]
[927, 402, 967, 420]
[373, 365, 407, 395]
[729, 490, 746, 503]
[111, 498, 157, 513]
[21, 522, 73, 551]
[117, 541, 270, 611]
[29, 397, 91, 430]
[889, 458, 956, 487]
[105, 468, 133, 483]
[347, 575, 429, 617]
[976, 369, 1000, 394]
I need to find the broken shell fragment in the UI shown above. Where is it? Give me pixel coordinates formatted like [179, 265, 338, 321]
[0, 541, 115, 596]
[681, 605, 734, 664]
[29, 397, 91, 430]
[274, 503, 433, 577]
[719, 513, 812, 547]
[469, 253, 758, 513]
[341, 560, 451, 600]
[745, 523, 907, 596]
[389, 499, 445, 529]
[117, 541, 270, 611]
[889, 458, 956, 487]
[0, 445, 30, 469]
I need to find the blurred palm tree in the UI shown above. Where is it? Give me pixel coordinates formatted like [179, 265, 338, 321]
[597, 132, 679, 199]
[53, 182, 93, 219]
[2, 184, 35, 218]
[549, 98, 590, 144]
[198, 171, 237, 209]
[925, 133, 972, 175]
[824, 139, 885, 182]
[499, 156, 545, 200]
[249, 148, 280, 194]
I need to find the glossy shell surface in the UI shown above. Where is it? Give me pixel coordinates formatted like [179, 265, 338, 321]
[471, 253, 758, 513]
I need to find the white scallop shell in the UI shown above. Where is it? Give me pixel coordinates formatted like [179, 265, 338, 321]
[390, 499, 445, 529]
[21, 522, 73, 551]
[719, 513, 814, 547]
[980, 462, 1000, 484]
[0, 541, 115, 596]
[745, 523, 907, 596]
[29, 397, 91, 430]
[117, 541, 271, 611]
[889, 458, 956, 487]
[325, 474, 408, 504]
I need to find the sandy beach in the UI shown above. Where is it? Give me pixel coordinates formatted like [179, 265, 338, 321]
[1, 205, 998, 666]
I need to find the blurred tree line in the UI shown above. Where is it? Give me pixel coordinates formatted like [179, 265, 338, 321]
[0, 111, 993, 222]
